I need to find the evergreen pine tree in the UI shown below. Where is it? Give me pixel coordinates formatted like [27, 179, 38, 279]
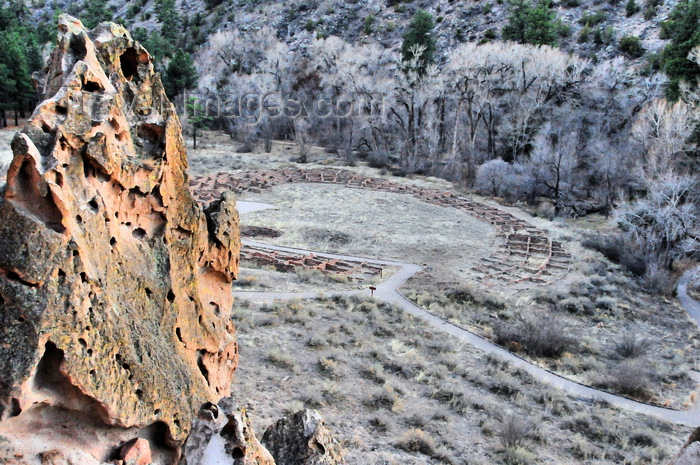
[81, 0, 111, 29]
[626, 0, 641, 17]
[157, 0, 181, 49]
[661, 0, 700, 100]
[0, 31, 34, 125]
[525, 0, 557, 45]
[503, 0, 558, 45]
[401, 10, 436, 76]
[502, 0, 530, 43]
[162, 49, 199, 99]
[186, 97, 212, 150]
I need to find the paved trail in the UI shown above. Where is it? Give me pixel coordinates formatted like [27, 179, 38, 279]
[238, 239, 700, 427]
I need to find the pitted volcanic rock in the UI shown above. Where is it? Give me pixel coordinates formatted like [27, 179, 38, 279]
[0, 15, 240, 464]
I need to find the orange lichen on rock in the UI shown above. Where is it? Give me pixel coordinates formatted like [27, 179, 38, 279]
[0, 15, 240, 464]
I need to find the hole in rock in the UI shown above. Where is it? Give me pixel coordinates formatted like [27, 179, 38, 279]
[175, 328, 183, 344]
[0, 294, 4, 305]
[9, 398, 21, 417]
[55, 105, 68, 115]
[11, 159, 65, 233]
[132, 228, 147, 240]
[85, 326, 91, 332]
[221, 417, 241, 445]
[17, 316, 25, 323]
[87, 349, 93, 356]
[69, 34, 87, 61]
[154, 409, 160, 415]
[167, 290, 175, 303]
[196, 350, 209, 386]
[120, 48, 139, 81]
[231, 448, 245, 459]
[82, 154, 97, 179]
[73, 250, 79, 257]
[209, 302, 220, 316]
[200, 402, 218, 419]
[3, 269, 37, 287]
[78, 338, 87, 347]
[145, 288, 153, 297]
[135, 389, 143, 399]
[312, 439, 327, 455]
[57, 269, 65, 278]
[110, 237, 116, 247]
[122, 363, 130, 371]
[81, 80, 103, 93]
[136, 123, 164, 146]
[115, 354, 122, 362]
[80, 272, 88, 283]
[76, 215, 82, 223]
[34, 341, 113, 423]
[88, 198, 99, 213]
[109, 118, 121, 132]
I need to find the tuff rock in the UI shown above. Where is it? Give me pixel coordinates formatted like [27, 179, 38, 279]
[0, 15, 240, 464]
[673, 428, 700, 465]
[179, 398, 274, 465]
[261, 410, 344, 465]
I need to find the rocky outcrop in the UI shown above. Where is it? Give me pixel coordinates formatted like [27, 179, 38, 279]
[179, 406, 344, 465]
[673, 428, 700, 465]
[261, 410, 344, 465]
[0, 15, 240, 464]
[179, 399, 274, 465]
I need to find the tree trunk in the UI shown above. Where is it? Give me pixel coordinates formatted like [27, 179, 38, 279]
[437, 97, 446, 154]
[14, 105, 19, 127]
[193, 128, 197, 150]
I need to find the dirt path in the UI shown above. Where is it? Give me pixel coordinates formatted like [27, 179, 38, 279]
[237, 240, 700, 427]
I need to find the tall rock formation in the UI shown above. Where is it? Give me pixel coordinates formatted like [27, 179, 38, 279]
[0, 15, 240, 464]
[262, 410, 345, 465]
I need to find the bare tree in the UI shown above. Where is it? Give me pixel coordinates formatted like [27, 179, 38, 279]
[616, 94, 700, 269]
[616, 171, 698, 269]
[292, 118, 312, 163]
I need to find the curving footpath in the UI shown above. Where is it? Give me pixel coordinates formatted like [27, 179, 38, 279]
[237, 239, 700, 427]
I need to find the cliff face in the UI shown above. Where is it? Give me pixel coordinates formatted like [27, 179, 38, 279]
[0, 15, 240, 464]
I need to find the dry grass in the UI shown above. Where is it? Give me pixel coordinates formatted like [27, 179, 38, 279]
[230, 296, 691, 464]
[404, 252, 700, 408]
[239, 183, 497, 279]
